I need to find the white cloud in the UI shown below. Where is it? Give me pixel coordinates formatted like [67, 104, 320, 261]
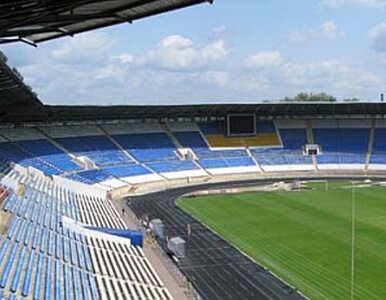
[321, 0, 386, 7]
[370, 22, 386, 52]
[49, 32, 112, 64]
[288, 21, 343, 43]
[244, 51, 284, 68]
[114, 35, 229, 71]
[201, 70, 267, 92]
[242, 50, 384, 99]
[280, 60, 383, 90]
[5, 31, 385, 105]
[213, 25, 227, 33]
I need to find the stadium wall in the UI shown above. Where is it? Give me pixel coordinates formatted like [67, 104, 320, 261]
[109, 168, 384, 198]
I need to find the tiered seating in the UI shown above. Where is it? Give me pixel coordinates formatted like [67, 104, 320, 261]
[112, 133, 178, 162]
[279, 128, 312, 165]
[103, 165, 151, 178]
[0, 173, 171, 300]
[147, 160, 198, 173]
[199, 157, 255, 169]
[56, 136, 133, 167]
[68, 170, 112, 185]
[314, 128, 369, 165]
[369, 120, 386, 168]
[175, 131, 247, 158]
[0, 127, 78, 174]
[17, 139, 81, 172]
[199, 121, 281, 147]
[0, 142, 62, 175]
[251, 148, 287, 166]
[0, 127, 45, 142]
[0, 157, 12, 177]
[0, 121, 382, 187]
[0, 184, 100, 299]
[251, 124, 312, 170]
[42, 125, 102, 138]
[370, 128, 386, 165]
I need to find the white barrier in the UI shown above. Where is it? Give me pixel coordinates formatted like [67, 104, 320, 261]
[206, 166, 261, 175]
[160, 169, 207, 179]
[54, 175, 107, 198]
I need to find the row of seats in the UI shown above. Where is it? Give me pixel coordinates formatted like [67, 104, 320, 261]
[2, 123, 386, 186]
[314, 128, 370, 164]
[0, 142, 63, 175]
[17, 140, 81, 172]
[371, 128, 386, 164]
[56, 136, 133, 167]
[252, 129, 313, 166]
[175, 131, 248, 158]
[0, 166, 172, 299]
[199, 121, 281, 148]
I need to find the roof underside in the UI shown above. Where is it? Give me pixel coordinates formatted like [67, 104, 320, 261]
[44, 103, 386, 121]
[0, 52, 45, 120]
[0, 0, 212, 45]
[3, 103, 386, 124]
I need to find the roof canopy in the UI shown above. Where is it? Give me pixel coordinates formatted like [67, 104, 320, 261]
[43, 103, 386, 122]
[0, 0, 212, 45]
[2, 102, 386, 124]
[0, 52, 45, 120]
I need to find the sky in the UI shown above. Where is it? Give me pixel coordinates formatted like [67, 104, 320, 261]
[3, 0, 386, 105]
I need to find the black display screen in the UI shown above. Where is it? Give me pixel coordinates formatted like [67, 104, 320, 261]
[227, 114, 256, 136]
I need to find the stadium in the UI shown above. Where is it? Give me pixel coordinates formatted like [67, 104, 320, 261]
[1, 1, 386, 300]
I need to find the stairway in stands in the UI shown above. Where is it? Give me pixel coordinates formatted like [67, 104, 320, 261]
[306, 120, 318, 170]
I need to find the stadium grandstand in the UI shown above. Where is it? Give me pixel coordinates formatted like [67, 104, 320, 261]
[2, 46, 386, 298]
[2, 1, 386, 300]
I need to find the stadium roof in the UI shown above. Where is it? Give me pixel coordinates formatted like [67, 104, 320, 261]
[3, 102, 386, 124]
[0, 51, 45, 120]
[0, 0, 213, 45]
[42, 103, 386, 122]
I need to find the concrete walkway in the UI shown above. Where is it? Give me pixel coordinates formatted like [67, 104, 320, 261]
[112, 198, 190, 300]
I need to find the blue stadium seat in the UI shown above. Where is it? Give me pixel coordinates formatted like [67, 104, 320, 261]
[72, 267, 81, 300]
[55, 260, 61, 300]
[64, 265, 71, 300]
[33, 254, 44, 300]
[65, 173, 94, 185]
[0, 242, 19, 288]
[147, 160, 198, 173]
[83, 244, 93, 272]
[252, 129, 312, 166]
[199, 157, 255, 169]
[103, 164, 150, 177]
[88, 274, 99, 300]
[44, 257, 52, 300]
[80, 271, 90, 300]
[70, 170, 112, 184]
[175, 131, 247, 158]
[258, 121, 277, 133]
[24, 223, 33, 246]
[112, 133, 178, 162]
[198, 122, 224, 134]
[22, 250, 35, 297]
[10, 246, 27, 292]
[56, 136, 133, 167]
[17, 140, 81, 172]
[0, 142, 62, 175]
[15, 219, 27, 242]
[314, 128, 369, 164]
[371, 128, 386, 164]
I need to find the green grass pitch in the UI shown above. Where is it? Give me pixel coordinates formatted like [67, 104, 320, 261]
[177, 182, 386, 299]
